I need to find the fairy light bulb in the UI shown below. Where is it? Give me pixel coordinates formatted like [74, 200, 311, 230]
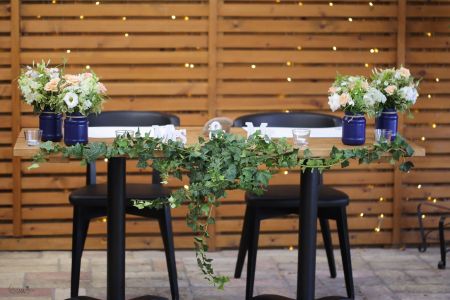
[348, 17, 353, 22]
[122, 17, 127, 21]
[365, 63, 369, 68]
[189, 64, 195, 68]
[433, 198, 437, 203]
[171, 15, 176, 20]
[379, 214, 384, 218]
[432, 123, 437, 129]
[374, 227, 380, 232]
[80, 15, 84, 19]
[421, 214, 426, 219]
[285, 110, 290, 113]
[101, 217, 107, 222]
[52, 0, 56, 3]
[426, 32, 432, 37]
[283, 170, 289, 175]
[370, 49, 375, 53]
[184, 16, 189, 21]
[435, 78, 440, 82]
[332, 46, 337, 51]
[66, 49, 71, 53]
[185, 63, 190, 68]
[420, 136, 426, 141]
[251, 64, 256, 69]
[369, 2, 373, 6]
[289, 246, 294, 251]
[86, 65, 90, 69]
[379, 197, 384, 202]
[95, 1, 100, 5]
[104, 158, 108, 162]
[286, 61, 292, 66]
[297, 46, 302, 50]
[360, 212, 364, 217]
[124, 33, 129, 37]
[287, 77, 292, 82]
[417, 184, 422, 189]
[184, 185, 189, 190]
[298, 2, 303, 5]
[427, 94, 431, 99]
[329, 2, 333, 6]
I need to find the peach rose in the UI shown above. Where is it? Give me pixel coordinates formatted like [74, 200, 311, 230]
[63, 74, 81, 85]
[339, 93, 352, 106]
[384, 85, 397, 95]
[44, 78, 60, 92]
[398, 67, 410, 78]
[362, 80, 369, 90]
[328, 86, 337, 94]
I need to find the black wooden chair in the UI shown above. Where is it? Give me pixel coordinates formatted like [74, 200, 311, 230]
[69, 111, 180, 300]
[233, 112, 354, 300]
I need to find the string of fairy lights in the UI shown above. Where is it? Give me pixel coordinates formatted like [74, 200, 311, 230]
[44, 0, 443, 235]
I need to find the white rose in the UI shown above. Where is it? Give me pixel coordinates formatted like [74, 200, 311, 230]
[63, 92, 79, 109]
[82, 100, 92, 110]
[328, 93, 340, 112]
[399, 86, 419, 104]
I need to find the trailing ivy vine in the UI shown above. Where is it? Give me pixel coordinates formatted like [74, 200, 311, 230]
[30, 131, 414, 289]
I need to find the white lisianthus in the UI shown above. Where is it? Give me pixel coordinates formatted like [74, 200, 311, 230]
[364, 87, 387, 107]
[82, 99, 92, 110]
[64, 92, 79, 109]
[399, 86, 419, 104]
[328, 93, 340, 112]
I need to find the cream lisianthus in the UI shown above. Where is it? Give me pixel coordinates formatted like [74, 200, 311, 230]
[63, 92, 79, 109]
[328, 94, 340, 112]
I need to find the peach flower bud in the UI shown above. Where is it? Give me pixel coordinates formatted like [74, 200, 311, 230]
[384, 85, 397, 95]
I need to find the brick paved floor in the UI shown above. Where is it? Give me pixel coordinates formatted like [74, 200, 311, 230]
[0, 248, 448, 299]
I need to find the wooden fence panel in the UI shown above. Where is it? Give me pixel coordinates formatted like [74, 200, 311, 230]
[0, 0, 447, 250]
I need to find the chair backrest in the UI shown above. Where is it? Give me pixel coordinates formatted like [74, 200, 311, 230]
[233, 111, 340, 185]
[233, 111, 342, 128]
[86, 111, 180, 185]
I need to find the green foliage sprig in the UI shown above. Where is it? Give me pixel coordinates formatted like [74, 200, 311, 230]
[29, 131, 415, 288]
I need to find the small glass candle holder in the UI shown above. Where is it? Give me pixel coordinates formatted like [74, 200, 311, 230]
[24, 129, 42, 146]
[374, 129, 393, 144]
[292, 128, 311, 148]
[115, 130, 135, 138]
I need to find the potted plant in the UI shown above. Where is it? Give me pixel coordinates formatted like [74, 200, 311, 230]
[328, 75, 379, 145]
[57, 71, 107, 146]
[370, 66, 419, 140]
[18, 61, 63, 142]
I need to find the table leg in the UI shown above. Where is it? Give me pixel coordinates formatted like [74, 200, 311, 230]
[107, 157, 126, 300]
[297, 168, 320, 300]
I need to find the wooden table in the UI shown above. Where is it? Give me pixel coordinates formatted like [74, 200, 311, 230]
[13, 127, 425, 300]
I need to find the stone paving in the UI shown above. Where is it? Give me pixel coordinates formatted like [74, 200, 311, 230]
[0, 248, 448, 299]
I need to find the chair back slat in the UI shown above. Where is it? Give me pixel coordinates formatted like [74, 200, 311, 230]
[233, 111, 341, 128]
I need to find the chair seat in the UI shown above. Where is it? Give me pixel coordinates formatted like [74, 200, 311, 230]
[246, 185, 349, 208]
[69, 183, 172, 207]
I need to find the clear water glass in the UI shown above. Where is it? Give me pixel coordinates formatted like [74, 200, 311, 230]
[115, 130, 135, 138]
[374, 129, 392, 144]
[24, 129, 42, 146]
[292, 128, 311, 148]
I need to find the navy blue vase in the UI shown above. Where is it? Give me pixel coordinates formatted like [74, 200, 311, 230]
[64, 113, 88, 146]
[39, 110, 63, 142]
[375, 108, 398, 141]
[342, 112, 366, 146]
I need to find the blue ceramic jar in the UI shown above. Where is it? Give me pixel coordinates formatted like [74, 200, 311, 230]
[64, 113, 88, 146]
[375, 108, 398, 141]
[39, 109, 63, 142]
[342, 112, 366, 146]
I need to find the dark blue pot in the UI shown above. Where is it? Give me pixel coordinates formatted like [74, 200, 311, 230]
[375, 108, 398, 141]
[39, 110, 62, 142]
[64, 113, 88, 146]
[342, 113, 366, 146]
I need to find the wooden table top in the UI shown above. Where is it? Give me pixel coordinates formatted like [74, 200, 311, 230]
[13, 127, 426, 159]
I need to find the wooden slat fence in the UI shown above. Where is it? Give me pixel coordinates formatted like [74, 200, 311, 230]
[0, 0, 448, 250]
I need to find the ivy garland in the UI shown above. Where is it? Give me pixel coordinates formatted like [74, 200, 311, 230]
[29, 131, 415, 289]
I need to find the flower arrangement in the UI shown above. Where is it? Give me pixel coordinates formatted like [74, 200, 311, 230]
[370, 66, 419, 113]
[328, 75, 378, 115]
[57, 71, 107, 115]
[18, 61, 107, 116]
[18, 61, 62, 113]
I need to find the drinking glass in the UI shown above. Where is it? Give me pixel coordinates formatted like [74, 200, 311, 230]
[374, 129, 392, 144]
[24, 129, 42, 146]
[292, 129, 311, 148]
[115, 130, 135, 138]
